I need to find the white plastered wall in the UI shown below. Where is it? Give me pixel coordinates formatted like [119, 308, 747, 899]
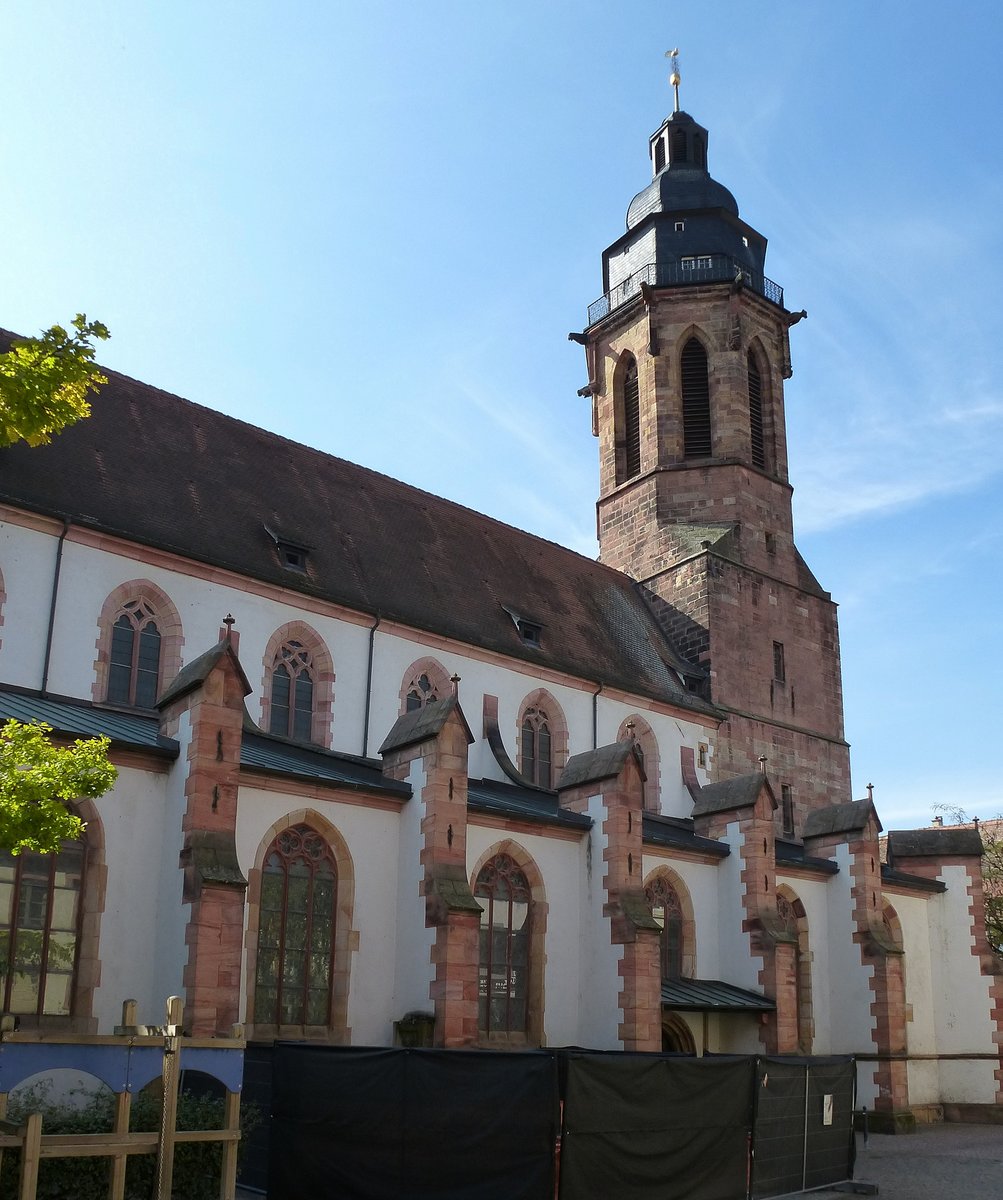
[393, 759, 435, 1023]
[890, 890, 939, 1106]
[0, 521, 61, 689]
[924, 866, 998, 1104]
[89, 758, 187, 1028]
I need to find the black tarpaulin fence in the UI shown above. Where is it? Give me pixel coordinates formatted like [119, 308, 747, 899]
[751, 1057, 856, 1198]
[264, 1043, 856, 1200]
[268, 1044, 559, 1200]
[558, 1053, 755, 1200]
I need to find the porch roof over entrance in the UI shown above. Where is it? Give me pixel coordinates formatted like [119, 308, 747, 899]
[661, 978, 775, 1012]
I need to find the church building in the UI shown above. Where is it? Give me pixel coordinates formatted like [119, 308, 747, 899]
[0, 85, 1000, 1128]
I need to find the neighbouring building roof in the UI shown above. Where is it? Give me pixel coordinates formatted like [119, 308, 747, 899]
[887, 827, 984, 861]
[660, 977, 775, 1013]
[0, 686, 179, 757]
[0, 339, 718, 717]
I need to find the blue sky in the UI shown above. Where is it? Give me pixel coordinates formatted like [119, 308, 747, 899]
[2, 2, 1000, 829]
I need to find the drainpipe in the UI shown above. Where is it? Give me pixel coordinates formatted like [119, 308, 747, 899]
[41, 518, 71, 696]
[361, 612, 381, 757]
[592, 681, 603, 749]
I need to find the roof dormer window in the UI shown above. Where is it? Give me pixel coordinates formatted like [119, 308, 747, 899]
[503, 605, 544, 648]
[265, 525, 311, 574]
[517, 619, 543, 647]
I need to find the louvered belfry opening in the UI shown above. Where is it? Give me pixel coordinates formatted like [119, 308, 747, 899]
[621, 358, 641, 482]
[681, 338, 712, 459]
[747, 350, 766, 470]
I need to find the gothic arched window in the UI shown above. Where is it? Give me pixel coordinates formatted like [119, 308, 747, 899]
[0, 841, 85, 1017]
[681, 337, 712, 459]
[520, 707, 553, 788]
[474, 853, 531, 1035]
[107, 599, 162, 707]
[254, 825, 337, 1027]
[619, 357, 641, 483]
[748, 350, 766, 470]
[269, 640, 315, 740]
[399, 658, 450, 715]
[645, 874, 684, 980]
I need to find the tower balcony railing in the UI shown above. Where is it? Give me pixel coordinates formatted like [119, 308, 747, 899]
[587, 256, 784, 326]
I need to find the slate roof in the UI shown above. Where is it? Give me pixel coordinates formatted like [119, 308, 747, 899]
[379, 695, 472, 756]
[691, 772, 773, 817]
[240, 730, 410, 798]
[802, 798, 879, 839]
[0, 337, 717, 716]
[642, 812, 729, 858]
[467, 778, 592, 831]
[557, 742, 640, 792]
[775, 839, 839, 876]
[880, 864, 946, 894]
[157, 639, 251, 708]
[0, 686, 179, 757]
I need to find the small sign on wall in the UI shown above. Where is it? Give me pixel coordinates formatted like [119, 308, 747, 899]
[822, 1094, 834, 1126]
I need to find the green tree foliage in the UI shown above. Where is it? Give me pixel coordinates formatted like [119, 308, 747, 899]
[0, 721, 117, 854]
[0, 314, 110, 447]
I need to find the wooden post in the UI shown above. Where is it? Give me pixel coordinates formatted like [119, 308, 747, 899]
[109, 1091, 132, 1200]
[154, 995, 183, 1200]
[219, 1090, 241, 1200]
[18, 1111, 41, 1200]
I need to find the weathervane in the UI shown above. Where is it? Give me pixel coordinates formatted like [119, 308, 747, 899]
[666, 47, 681, 112]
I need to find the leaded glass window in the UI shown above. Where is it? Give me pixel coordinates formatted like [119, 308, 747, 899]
[405, 672, 438, 712]
[254, 825, 336, 1027]
[270, 641, 315, 740]
[475, 854, 530, 1035]
[107, 600, 162, 707]
[645, 875, 684, 980]
[520, 707, 552, 788]
[0, 843, 84, 1017]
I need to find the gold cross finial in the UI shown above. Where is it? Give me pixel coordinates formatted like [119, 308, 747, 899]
[666, 47, 681, 113]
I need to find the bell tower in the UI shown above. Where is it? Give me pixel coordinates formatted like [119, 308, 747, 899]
[577, 66, 851, 824]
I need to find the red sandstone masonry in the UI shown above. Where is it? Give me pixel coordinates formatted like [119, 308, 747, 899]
[381, 705, 480, 1048]
[559, 751, 661, 1052]
[159, 642, 249, 1036]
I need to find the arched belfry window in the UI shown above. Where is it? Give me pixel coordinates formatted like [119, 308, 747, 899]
[254, 824, 337, 1027]
[269, 640, 315, 740]
[617, 356, 641, 485]
[474, 853, 531, 1035]
[107, 600, 161, 707]
[671, 128, 688, 163]
[681, 337, 712, 459]
[645, 875, 685, 980]
[747, 350, 766, 470]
